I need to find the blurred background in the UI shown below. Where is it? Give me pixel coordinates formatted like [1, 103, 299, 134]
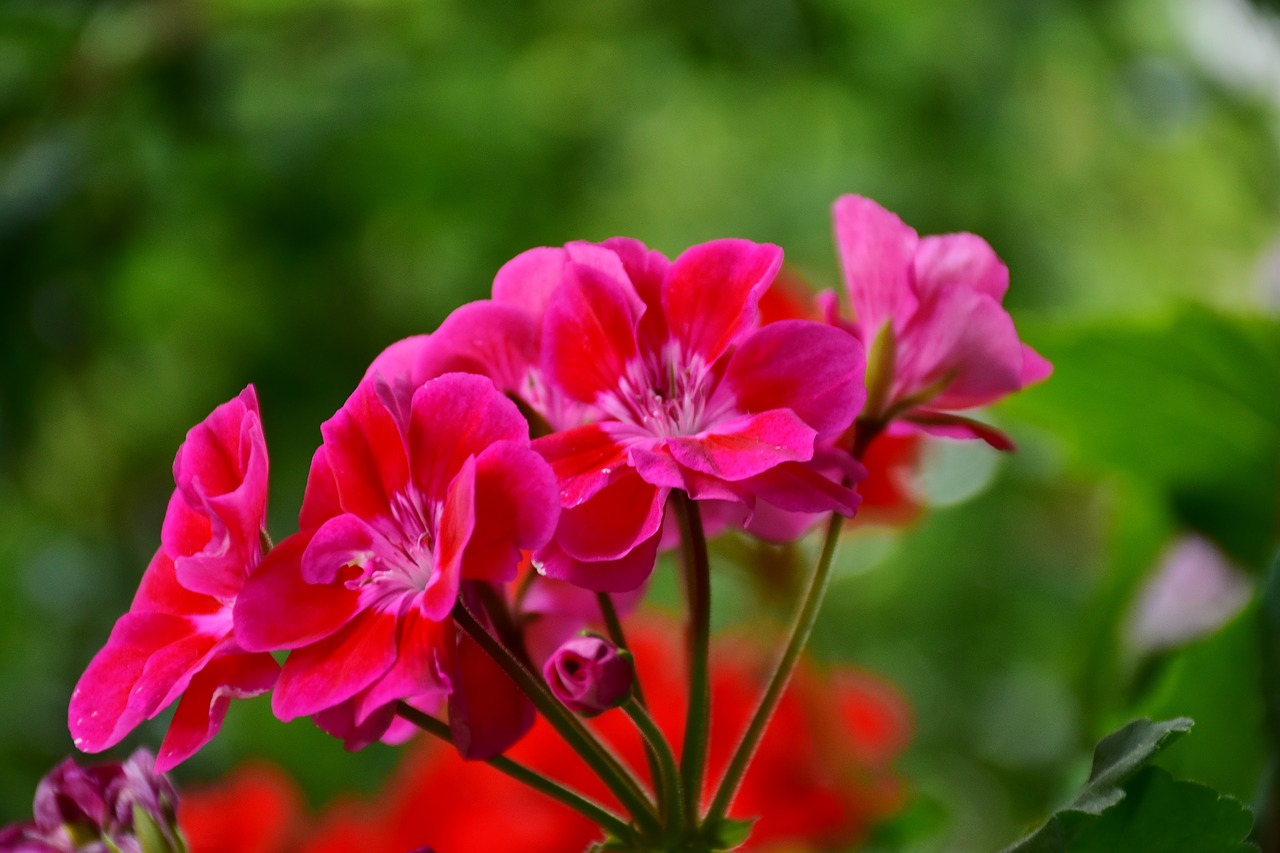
[1, 0, 1278, 849]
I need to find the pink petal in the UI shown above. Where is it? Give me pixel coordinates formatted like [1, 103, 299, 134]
[446, 621, 535, 759]
[905, 411, 1016, 451]
[424, 457, 476, 621]
[408, 374, 530, 502]
[414, 301, 539, 391]
[137, 630, 223, 715]
[533, 424, 630, 507]
[666, 410, 817, 482]
[364, 335, 431, 386]
[913, 233, 1009, 301]
[302, 514, 383, 584]
[350, 609, 451, 726]
[598, 237, 672, 351]
[320, 380, 409, 522]
[541, 256, 641, 404]
[554, 470, 665, 562]
[461, 441, 559, 583]
[234, 531, 361, 652]
[1020, 343, 1054, 386]
[154, 651, 279, 772]
[721, 320, 866, 440]
[492, 246, 568, 321]
[739, 457, 862, 516]
[662, 239, 783, 364]
[271, 609, 399, 721]
[69, 611, 196, 753]
[832, 195, 919, 338]
[299, 446, 343, 530]
[312, 699, 399, 752]
[536, 529, 662, 593]
[132, 547, 221, 618]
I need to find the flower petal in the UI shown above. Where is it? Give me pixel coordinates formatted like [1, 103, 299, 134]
[554, 470, 665, 562]
[721, 320, 866, 440]
[414, 301, 539, 391]
[350, 609, 451, 727]
[662, 239, 782, 364]
[533, 424, 630, 508]
[424, 457, 476, 621]
[541, 256, 641, 404]
[913, 233, 1009, 301]
[271, 609, 399, 721]
[234, 531, 361, 652]
[155, 652, 279, 772]
[832, 195, 919, 338]
[446, 623, 536, 760]
[536, 530, 662, 593]
[666, 410, 817, 482]
[320, 381, 409, 522]
[408, 373, 529, 502]
[69, 610, 197, 753]
[461, 440, 559, 583]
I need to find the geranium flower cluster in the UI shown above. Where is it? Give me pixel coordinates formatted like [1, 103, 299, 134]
[57, 195, 1048, 852]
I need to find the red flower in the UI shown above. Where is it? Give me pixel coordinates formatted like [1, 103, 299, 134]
[69, 387, 279, 772]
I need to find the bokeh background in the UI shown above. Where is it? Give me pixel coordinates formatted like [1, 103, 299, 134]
[2, 0, 1278, 849]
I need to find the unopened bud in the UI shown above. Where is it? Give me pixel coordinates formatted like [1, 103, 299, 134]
[543, 635, 634, 717]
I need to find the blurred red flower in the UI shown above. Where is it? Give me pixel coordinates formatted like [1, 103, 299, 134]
[182, 620, 909, 853]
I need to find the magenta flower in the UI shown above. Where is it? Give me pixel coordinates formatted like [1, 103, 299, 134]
[233, 372, 560, 759]
[69, 387, 279, 773]
[530, 238, 865, 591]
[543, 635, 634, 717]
[3, 749, 181, 853]
[831, 195, 1052, 446]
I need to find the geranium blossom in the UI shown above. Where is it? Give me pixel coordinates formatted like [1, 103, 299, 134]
[831, 195, 1051, 446]
[68, 387, 278, 772]
[232, 372, 560, 758]
[424, 238, 859, 592]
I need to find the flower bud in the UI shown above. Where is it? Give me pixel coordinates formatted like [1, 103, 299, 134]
[543, 635, 634, 717]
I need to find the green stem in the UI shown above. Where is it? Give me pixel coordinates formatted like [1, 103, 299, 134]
[624, 698, 685, 844]
[596, 592, 647, 708]
[598, 592, 669, 825]
[395, 702, 635, 842]
[704, 418, 883, 827]
[673, 492, 712, 829]
[451, 600, 662, 837]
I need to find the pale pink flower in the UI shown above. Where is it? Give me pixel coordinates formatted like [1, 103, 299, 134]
[831, 195, 1052, 446]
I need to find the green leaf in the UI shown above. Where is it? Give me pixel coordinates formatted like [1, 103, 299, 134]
[1000, 717, 1193, 852]
[706, 816, 756, 850]
[1139, 607, 1268, 801]
[1067, 717, 1194, 814]
[1003, 306, 1280, 567]
[1257, 551, 1280, 742]
[1064, 767, 1254, 852]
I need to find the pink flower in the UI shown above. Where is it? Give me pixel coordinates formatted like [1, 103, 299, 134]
[505, 238, 866, 591]
[69, 387, 279, 772]
[232, 372, 560, 759]
[831, 195, 1052, 446]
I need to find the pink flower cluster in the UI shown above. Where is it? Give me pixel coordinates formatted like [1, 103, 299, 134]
[68, 195, 1048, 777]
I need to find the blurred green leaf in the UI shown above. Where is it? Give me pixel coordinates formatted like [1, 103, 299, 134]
[1000, 717, 1198, 852]
[1004, 305, 1280, 567]
[1139, 606, 1268, 802]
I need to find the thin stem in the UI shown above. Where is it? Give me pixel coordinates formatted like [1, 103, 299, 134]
[623, 698, 685, 844]
[451, 600, 662, 837]
[704, 418, 883, 827]
[395, 703, 635, 842]
[673, 491, 712, 829]
[597, 592, 669, 825]
[596, 593, 647, 708]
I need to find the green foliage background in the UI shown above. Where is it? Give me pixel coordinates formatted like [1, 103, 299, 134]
[1, 0, 1278, 849]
